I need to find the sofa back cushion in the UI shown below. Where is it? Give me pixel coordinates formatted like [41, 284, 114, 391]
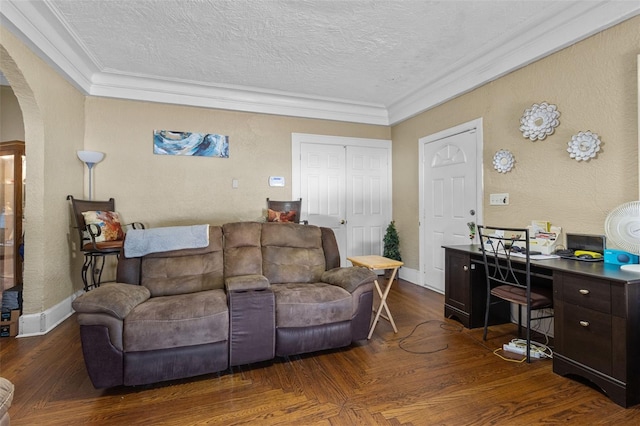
[261, 222, 326, 284]
[223, 222, 263, 277]
[140, 226, 224, 297]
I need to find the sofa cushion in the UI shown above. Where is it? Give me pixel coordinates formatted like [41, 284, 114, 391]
[271, 282, 352, 327]
[141, 234, 225, 296]
[124, 289, 228, 352]
[262, 223, 325, 284]
[223, 222, 263, 277]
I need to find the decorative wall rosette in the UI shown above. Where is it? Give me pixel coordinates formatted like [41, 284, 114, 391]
[492, 149, 515, 173]
[519, 102, 560, 141]
[567, 131, 601, 161]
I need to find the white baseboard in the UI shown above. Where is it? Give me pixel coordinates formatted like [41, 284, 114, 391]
[398, 267, 419, 285]
[397, 267, 446, 294]
[18, 290, 83, 337]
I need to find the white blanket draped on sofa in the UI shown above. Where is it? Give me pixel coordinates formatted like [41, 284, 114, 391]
[124, 224, 210, 257]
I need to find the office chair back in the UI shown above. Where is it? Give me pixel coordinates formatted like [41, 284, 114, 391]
[266, 198, 306, 224]
[478, 225, 553, 362]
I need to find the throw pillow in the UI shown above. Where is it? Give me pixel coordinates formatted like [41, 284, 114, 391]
[267, 209, 297, 223]
[82, 210, 125, 242]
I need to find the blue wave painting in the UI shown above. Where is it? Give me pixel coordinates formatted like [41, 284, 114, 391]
[153, 130, 229, 158]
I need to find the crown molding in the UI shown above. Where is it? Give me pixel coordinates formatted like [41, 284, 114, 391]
[387, 1, 640, 125]
[2, 0, 639, 126]
[89, 71, 390, 124]
[0, 0, 96, 92]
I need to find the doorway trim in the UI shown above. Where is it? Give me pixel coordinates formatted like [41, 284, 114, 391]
[418, 118, 484, 289]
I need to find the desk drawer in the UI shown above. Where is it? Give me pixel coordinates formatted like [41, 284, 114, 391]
[560, 304, 612, 375]
[562, 274, 611, 314]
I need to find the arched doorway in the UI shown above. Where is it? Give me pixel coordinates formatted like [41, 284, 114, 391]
[0, 41, 49, 331]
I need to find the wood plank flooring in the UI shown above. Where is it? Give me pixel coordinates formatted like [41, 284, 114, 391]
[2, 280, 640, 425]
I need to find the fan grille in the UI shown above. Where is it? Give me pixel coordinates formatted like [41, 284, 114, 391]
[604, 201, 640, 255]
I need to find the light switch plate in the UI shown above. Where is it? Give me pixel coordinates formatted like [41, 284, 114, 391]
[490, 193, 509, 205]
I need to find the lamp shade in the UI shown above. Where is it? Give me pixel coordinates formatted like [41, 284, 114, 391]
[77, 150, 105, 164]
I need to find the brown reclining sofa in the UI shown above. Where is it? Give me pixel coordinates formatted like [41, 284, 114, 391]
[72, 222, 376, 388]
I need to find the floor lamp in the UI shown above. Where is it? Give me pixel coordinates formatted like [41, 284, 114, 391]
[77, 150, 104, 200]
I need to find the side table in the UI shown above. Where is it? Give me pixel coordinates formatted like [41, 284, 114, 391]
[347, 255, 403, 339]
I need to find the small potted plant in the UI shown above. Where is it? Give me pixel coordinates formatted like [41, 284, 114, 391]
[383, 221, 401, 280]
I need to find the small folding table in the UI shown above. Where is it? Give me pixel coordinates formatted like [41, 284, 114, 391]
[347, 255, 403, 339]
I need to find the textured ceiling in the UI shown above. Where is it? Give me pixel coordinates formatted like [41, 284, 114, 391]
[1, 0, 639, 124]
[51, 0, 542, 106]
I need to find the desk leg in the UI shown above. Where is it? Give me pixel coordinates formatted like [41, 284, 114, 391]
[368, 267, 399, 339]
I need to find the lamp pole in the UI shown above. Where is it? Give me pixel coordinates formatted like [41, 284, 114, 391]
[86, 161, 96, 200]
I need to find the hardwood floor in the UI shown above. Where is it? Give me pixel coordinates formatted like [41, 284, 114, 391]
[2, 280, 639, 425]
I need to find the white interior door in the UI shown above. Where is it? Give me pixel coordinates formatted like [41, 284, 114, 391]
[420, 120, 482, 293]
[300, 142, 347, 260]
[293, 134, 391, 266]
[346, 146, 389, 257]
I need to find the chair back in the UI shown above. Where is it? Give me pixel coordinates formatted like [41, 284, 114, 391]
[478, 225, 530, 294]
[479, 225, 553, 362]
[67, 195, 116, 250]
[266, 198, 304, 223]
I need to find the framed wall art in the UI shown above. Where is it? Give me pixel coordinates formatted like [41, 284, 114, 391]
[153, 130, 229, 158]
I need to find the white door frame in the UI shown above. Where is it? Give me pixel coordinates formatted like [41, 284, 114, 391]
[418, 118, 484, 289]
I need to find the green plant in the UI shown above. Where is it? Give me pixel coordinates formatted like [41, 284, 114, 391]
[383, 221, 401, 262]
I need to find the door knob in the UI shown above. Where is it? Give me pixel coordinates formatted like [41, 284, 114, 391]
[470, 209, 475, 216]
[340, 219, 346, 225]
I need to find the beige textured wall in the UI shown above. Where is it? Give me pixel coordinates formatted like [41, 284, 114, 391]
[84, 98, 389, 228]
[0, 85, 24, 141]
[1, 27, 86, 314]
[391, 15, 640, 271]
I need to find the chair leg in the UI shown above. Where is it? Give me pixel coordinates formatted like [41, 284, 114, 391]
[483, 292, 491, 341]
[90, 255, 107, 290]
[525, 305, 532, 363]
[81, 255, 92, 291]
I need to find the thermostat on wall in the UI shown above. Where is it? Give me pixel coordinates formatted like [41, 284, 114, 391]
[269, 176, 285, 187]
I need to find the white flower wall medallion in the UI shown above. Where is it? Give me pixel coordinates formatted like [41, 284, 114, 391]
[493, 149, 515, 173]
[567, 131, 601, 161]
[519, 102, 560, 141]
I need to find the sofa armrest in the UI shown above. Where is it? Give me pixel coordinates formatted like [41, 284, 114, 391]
[72, 282, 150, 320]
[321, 267, 377, 293]
[225, 274, 270, 292]
[0, 377, 14, 425]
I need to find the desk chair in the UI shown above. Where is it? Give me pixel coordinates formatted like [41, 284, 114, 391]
[266, 198, 307, 224]
[67, 195, 144, 291]
[478, 225, 553, 362]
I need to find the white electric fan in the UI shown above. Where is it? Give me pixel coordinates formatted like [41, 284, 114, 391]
[604, 201, 640, 273]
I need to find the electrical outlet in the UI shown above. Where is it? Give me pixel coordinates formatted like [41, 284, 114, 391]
[489, 193, 509, 205]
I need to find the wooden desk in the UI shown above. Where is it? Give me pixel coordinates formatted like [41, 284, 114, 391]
[443, 244, 640, 408]
[348, 255, 403, 339]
